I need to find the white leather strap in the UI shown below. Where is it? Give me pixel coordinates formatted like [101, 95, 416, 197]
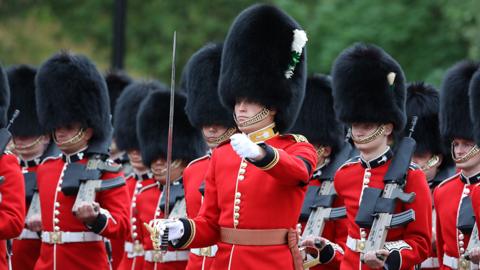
[190, 245, 218, 257]
[346, 235, 411, 253]
[41, 231, 103, 244]
[346, 235, 365, 252]
[420, 257, 439, 268]
[144, 250, 189, 263]
[17, 229, 40, 240]
[443, 254, 479, 269]
[124, 241, 144, 258]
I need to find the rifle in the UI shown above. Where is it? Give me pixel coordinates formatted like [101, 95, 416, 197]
[464, 223, 479, 267]
[0, 110, 19, 204]
[358, 117, 418, 262]
[70, 157, 125, 213]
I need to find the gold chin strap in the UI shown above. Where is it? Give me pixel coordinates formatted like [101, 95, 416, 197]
[452, 144, 480, 163]
[420, 155, 440, 171]
[351, 125, 385, 145]
[234, 107, 270, 128]
[13, 136, 43, 150]
[53, 128, 86, 147]
[316, 146, 326, 157]
[206, 127, 237, 146]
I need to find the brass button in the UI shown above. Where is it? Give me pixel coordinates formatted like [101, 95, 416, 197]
[233, 220, 239, 226]
[234, 213, 240, 219]
[239, 169, 246, 174]
[234, 206, 240, 212]
[235, 192, 241, 198]
[234, 199, 241, 205]
[238, 175, 245, 181]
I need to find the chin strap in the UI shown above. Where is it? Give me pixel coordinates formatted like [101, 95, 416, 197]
[234, 107, 270, 128]
[420, 155, 440, 171]
[351, 125, 385, 145]
[206, 127, 237, 146]
[13, 136, 43, 151]
[53, 128, 86, 147]
[452, 144, 480, 163]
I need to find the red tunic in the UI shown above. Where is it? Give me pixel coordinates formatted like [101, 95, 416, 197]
[137, 180, 188, 270]
[434, 172, 478, 269]
[12, 159, 43, 270]
[183, 155, 214, 270]
[334, 150, 431, 270]
[34, 152, 130, 270]
[176, 134, 317, 270]
[0, 153, 25, 270]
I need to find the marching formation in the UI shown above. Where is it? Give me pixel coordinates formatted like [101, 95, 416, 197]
[1, 3, 480, 270]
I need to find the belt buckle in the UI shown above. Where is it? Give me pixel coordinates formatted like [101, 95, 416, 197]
[356, 239, 365, 252]
[50, 232, 62, 244]
[199, 247, 212, 257]
[459, 257, 470, 270]
[133, 242, 144, 255]
[152, 251, 164, 263]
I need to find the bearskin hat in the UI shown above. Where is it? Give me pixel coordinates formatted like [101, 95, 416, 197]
[439, 60, 478, 142]
[0, 65, 10, 128]
[36, 51, 112, 145]
[114, 81, 163, 152]
[183, 43, 235, 129]
[218, 4, 307, 132]
[105, 70, 132, 121]
[469, 67, 480, 145]
[6, 65, 44, 137]
[137, 89, 207, 166]
[332, 43, 406, 131]
[290, 74, 344, 151]
[405, 82, 445, 156]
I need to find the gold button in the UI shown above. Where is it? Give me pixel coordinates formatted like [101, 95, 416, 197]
[459, 240, 464, 247]
[234, 220, 239, 226]
[464, 189, 470, 195]
[54, 226, 60, 232]
[241, 162, 247, 168]
[234, 206, 240, 212]
[55, 202, 60, 208]
[239, 169, 246, 174]
[363, 179, 370, 185]
[56, 187, 61, 192]
[132, 225, 137, 231]
[54, 218, 59, 224]
[238, 175, 245, 181]
[235, 192, 241, 198]
[360, 231, 367, 238]
[460, 247, 465, 254]
[358, 242, 365, 251]
[131, 217, 137, 223]
[132, 203, 136, 208]
[234, 213, 240, 219]
[234, 199, 241, 205]
[364, 171, 371, 178]
[54, 210, 60, 215]
[132, 232, 138, 238]
[459, 234, 465, 240]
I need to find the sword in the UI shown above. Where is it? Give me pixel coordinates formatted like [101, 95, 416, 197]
[160, 30, 177, 252]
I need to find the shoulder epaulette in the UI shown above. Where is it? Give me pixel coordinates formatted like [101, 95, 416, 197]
[337, 156, 360, 170]
[282, 134, 309, 143]
[437, 172, 461, 188]
[187, 155, 210, 168]
[41, 154, 62, 164]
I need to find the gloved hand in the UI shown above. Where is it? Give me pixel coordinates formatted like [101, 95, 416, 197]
[148, 219, 184, 241]
[230, 133, 263, 160]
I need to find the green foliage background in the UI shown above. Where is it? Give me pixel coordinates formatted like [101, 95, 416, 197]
[0, 0, 478, 87]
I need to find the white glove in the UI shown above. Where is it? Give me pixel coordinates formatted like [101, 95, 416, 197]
[230, 133, 263, 160]
[149, 219, 184, 241]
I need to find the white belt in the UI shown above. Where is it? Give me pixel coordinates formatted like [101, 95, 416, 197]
[41, 231, 103, 244]
[124, 241, 145, 258]
[17, 229, 40, 240]
[346, 236, 411, 253]
[443, 254, 479, 269]
[420, 257, 439, 268]
[190, 245, 218, 257]
[346, 235, 366, 252]
[144, 250, 189, 263]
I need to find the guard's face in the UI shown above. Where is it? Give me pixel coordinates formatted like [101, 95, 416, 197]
[202, 125, 228, 148]
[452, 138, 480, 170]
[150, 158, 185, 184]
[351, 123, 392, 153]
[13, 135, 50, 160]
[234, 99, 276, 134]
[127, 149, 148, 172]
[54, 123, 92, 154]
[412, 152, 441, 182]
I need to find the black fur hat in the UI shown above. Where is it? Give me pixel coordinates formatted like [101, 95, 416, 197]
[0, 65, 10, 128]
[439, 60, 478, 142]
[137, 89, 207, 166]
[183, 43, 235, 129]
[36, 51, 112, 144]
[405, 82, 445, 155]
[218, 4, 307, 132]
[332, 43, 406, 131]
[290, 74, 344, 151]
[7, 65, 44, 137]
[469, 67, 480, 145]
[113, 81, 162, 152]
[105, 70, 132, 121]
